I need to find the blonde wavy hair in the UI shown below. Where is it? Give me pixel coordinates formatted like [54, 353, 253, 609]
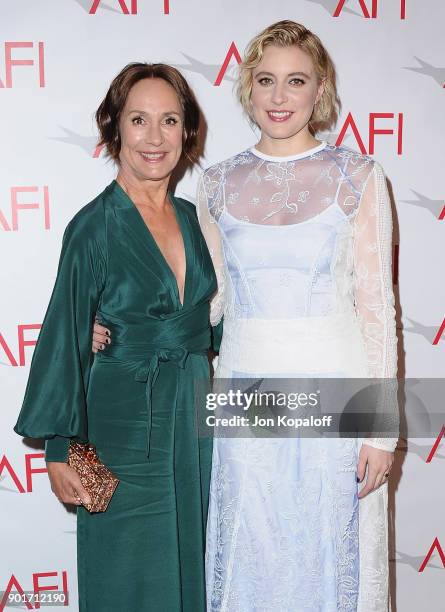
[237, 20, 340, 133]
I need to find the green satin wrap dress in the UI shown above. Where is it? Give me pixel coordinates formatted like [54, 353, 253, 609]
[14, 180, 217, 611]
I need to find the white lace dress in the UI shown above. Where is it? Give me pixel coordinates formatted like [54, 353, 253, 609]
[197, 142, 398, 612]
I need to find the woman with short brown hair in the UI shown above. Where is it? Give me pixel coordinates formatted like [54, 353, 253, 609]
[14, 62, 216, 612]
[95, 62, 201, 162]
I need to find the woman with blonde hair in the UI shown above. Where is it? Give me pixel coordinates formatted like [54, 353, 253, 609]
[197, 20, 398, 612]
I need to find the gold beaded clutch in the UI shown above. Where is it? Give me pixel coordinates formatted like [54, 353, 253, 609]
[67, 442, 119, 513]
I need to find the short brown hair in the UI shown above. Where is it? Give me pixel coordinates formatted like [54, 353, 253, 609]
[96, 62, 200, 162]
[237, 20, 340, 133]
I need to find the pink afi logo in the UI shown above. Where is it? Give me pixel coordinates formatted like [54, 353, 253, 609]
[418, 537, 445, 572]
[335, 112, 404, 155]
[0, 187, 50, 232]
[87, 0, 170, 14]
[0, 571, 69, 611]
[0, 453, 47, 494]
[174, 43, 242, 87]
[332, 0, 406, 19]
[307, 0, 406, 19]
[0, 43, 45, 88]
[0, 325, 41, 367]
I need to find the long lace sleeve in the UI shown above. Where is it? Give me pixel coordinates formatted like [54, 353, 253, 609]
[196, 173, 226, 326]
[353, 162, 399, 452]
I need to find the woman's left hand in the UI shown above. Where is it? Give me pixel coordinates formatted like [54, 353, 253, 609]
[93, 321, 111, 353]
[357, 444, 394, 499]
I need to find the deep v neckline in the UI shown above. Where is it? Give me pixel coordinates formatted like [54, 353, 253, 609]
[114, 181, 190, 308]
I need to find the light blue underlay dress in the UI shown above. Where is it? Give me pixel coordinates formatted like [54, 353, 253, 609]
[197, 142, 398, 612]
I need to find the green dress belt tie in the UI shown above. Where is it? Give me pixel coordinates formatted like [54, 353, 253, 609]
[97, 301, 211, 458]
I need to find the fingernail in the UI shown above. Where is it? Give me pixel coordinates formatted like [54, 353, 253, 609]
[101, 344, 105, 350]
[106, 338, 111, 344]
[106, 330, 111, 336]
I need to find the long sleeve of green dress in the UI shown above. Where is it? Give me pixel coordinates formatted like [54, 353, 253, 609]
[14, 201, 106, 461]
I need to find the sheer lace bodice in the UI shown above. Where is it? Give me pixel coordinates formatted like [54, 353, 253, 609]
[197, 142, 397, 382]
[197, 143, 398, 453]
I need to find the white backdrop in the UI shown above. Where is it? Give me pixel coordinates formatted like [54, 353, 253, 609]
[1, 1, 444, 610]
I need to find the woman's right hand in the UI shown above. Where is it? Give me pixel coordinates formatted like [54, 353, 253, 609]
[46, 462, 92, 506]
[92, 321, 111, 353]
